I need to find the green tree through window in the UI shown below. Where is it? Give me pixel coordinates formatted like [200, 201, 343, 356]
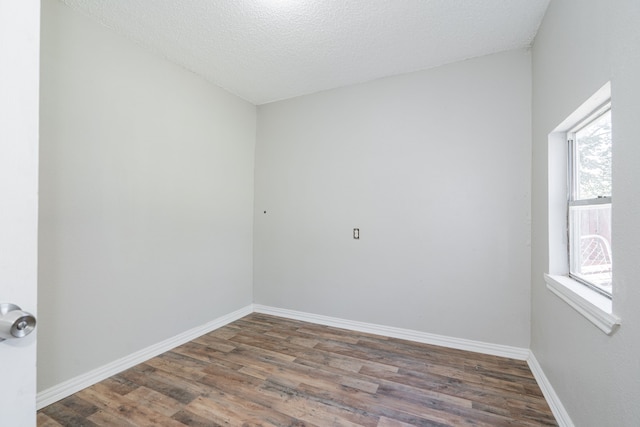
[576, 110, 612, 200]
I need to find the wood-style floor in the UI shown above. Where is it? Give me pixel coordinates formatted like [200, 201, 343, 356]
[38, 313, 557, 426]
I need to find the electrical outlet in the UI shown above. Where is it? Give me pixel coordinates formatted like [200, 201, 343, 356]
[353, 228, 359, 239]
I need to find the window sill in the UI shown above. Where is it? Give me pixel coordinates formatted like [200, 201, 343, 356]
[544, 274, 620, 335]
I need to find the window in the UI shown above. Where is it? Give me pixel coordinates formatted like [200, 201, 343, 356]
[567, 104, 612, 297]
[545, 82, 620, 335]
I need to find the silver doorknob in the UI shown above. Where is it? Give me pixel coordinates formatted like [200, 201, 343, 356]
[0, 303, 36, 341]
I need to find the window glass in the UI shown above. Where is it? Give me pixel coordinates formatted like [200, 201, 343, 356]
[569, 204, 612, 293]
[569, 107, 612, 296]
[575, 110, 612, 200]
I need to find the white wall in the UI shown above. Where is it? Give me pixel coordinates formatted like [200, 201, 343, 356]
[254, 50, 532, 347]
[531, 0, 640, 425]
[38, 0, 256, 391]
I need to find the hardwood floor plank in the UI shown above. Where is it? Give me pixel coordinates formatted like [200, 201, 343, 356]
[190, 335, 237, 353]
[376, 416, 421, 427]
[38, 313, 556, 426]
[296, 326, 362, 344]
[36, 412, 65, 427]
[115, 365, 200, 405]
[256, 381, 378, 427]
[186, 388, 310, 427]
[144, 351, 210, 381]
[184, 395, 279, 427]
[124, 386, 184, 417]
[86, 409, 138, 427]
[289, 336, 321, 348]
[40, 400, 100, 427]
[98, 376, 140, 396]
[292, 381, 456, 427]
[54, 394, 100, 418]
[78, 383, 186, 427]
[226, 344, 381, 396]
[171, 409, 225, 427]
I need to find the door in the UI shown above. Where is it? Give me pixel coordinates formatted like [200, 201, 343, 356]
[0, 0, 40, 425]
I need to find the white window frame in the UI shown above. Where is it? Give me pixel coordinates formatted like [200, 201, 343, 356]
[566, 103, 612, 297]
[544, 82, 620, 335]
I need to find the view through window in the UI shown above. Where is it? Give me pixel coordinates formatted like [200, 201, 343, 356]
[568, 106, 612, 296]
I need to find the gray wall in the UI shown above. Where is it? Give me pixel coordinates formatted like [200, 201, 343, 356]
[531, 0, 640, 425]
[254, 50, 532, 348]
[38, 0, 256, 391]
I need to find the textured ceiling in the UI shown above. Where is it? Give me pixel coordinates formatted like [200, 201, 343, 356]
[60, 0, 550, 105]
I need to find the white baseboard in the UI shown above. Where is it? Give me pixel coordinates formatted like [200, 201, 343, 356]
[253, 304, 530, 361]
[36, 304, 253, 410]
[527, 352, 574, 427]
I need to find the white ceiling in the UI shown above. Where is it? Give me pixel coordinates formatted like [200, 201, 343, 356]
[61, 0, 550, 105]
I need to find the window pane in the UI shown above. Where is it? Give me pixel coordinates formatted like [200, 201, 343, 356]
[569, 204, 612, 294]
[575, 110, 612, 200]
